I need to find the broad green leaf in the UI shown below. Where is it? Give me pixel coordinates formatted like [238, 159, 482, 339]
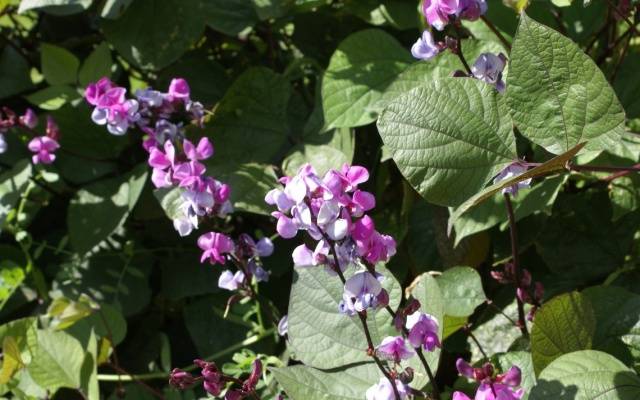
[288, 266, 401, 369]
[24, 85, 80, 110]
[408, 273, 444, 373]
[448, 142, 585, 230]
[213, 163, 279, 216]
[201, 0, 258, 35]
[505, 13, 625, 155]
[451, 175, 566, 246]
[80, 330, 99, 400]
[161, 256, 223, 300]
[378, 78, 516, 207]
[0, 46, 33, 99]
[0, 337, 24, 384]
[78, 42, 112, 87]
[0, 260, 25, 310]
[530, 350, 640, 399]
[47, 296, 94, 331]
[610, 176, 640, 221]
[322, 29, 413, 130]
[471, 299, 531, 361]
[100, 0, 133, 18]
[272, 363, 381, 400]
[153, 186, 183, 221]
[435, 267, 486, 317]
[102, 0, 206, 70]
[18, 0, 93, 15]
[582, 286, 640, 370]
[207, 67, 292, 166]
[282, 143, 351, 177]
[0, 160, 32, 231]
[27, 330, 85, 391]
[531, 292, 595, 375]
[41, 43, 80, 86]
[614, 54, 640, 119]
[67, 164, 147, 254]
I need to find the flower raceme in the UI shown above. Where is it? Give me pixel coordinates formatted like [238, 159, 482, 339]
[421, 0, 488, 31]
[0, 107, 61, 163]
[85, 77, 231, 236]
[454, 359, 524, 400]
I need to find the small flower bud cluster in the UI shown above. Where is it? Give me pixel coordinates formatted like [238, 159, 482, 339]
[453, 359, 524, 400]
[85, 77, 231, 236]
[422, 0, 488, 31]
[491, 263, 544, 321]
[170, 358, 262, 399]
[0, 107, 60, 164]
[265, 163, 396, 316]
[197, 232, 274, 291]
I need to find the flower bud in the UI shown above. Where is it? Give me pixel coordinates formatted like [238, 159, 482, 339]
[169, 368, 196, 389]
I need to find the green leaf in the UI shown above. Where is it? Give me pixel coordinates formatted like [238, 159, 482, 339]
[41, 43, 80, 85]
[27, 330, 85, 391]
[322, 29, 413, 129]
[282, 142, 351, 178]
[436, 267, 486, 317]
[206, 67, 292, 166]
[18, 0, 93, 15]
[67, 164, 147, 254]
[614, 54, 640, 119]
[80, 330, 99, 400]
[102, 0, 206, 70]
[0, 160, 32, 231]
[153, 186, 183, 221]
[67, 303, 127, 346]
[24, 85, 80, 110]
[272, 363, 381, 400]
[610, 176, 640, 221]
[201, 0, 258, 36]
[505, 13, 625, 155]
[0, 260, 25, 311]
[378, 78, 516, 207]
[161, 256, 222, 300]
[0, 337, 24, 384]
[0, 46, 33, 99]
[448, 142, 585, 230]
[582, 286, 640, 370]
[78, 42, 112, 87]
[531, 292, 596, 375]
[100, 0, 133, 18]
[451, 175, 566, 246]
[530, 350, 640, 399]
[288, 266, 401, 368]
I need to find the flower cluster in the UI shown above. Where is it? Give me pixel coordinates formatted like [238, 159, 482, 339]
[366, 377, 410, 400]
[422, 0, 488, 31]
[170, 358, 262, 399]
[492, 262, 544, 321]
[0, 107, 60, 164]
[493, 162, 531, 196]
[197, 232, 273, 291]
[471, 53, 507, 93]
[454, 359, 524, 400]
[85, 77, 231, 236]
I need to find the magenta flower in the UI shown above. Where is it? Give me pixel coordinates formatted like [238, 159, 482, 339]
[376, 336, 415, 363]
[365, 377, 409, 400]
[28, 136, 59, 164]
[84, 77, 113, 106]
[422, 0, 458, 30]
[493, 162, 531, 196]
[194, 359, 224, 397]
[406, 312, 441, 352]
[411, 30, 441, 60]
[454, 360, 524, 400]
[169, 368, 196, 389]
[183, 137, 213, 161]
[355, 230, 397, 265]
[198, 232, 235, 265]
[168, 78, 190, 100]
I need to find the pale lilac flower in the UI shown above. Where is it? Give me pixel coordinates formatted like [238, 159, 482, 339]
[412, 30, 441, 60]
[339, 271, 382, 315]
[135, 88, 164, 107]
[218, 270, 245, 291]
[0, 134, 6, 154]
[28, 136, 59, 164]
[256, 237, 274, 257]
[406, 312, 441, 351]
[493, 162, 531, 196]
[365, 378, 409, 400]
[278, 315, 288, 336]
[471, 53, 507, 93]
[376, 336, 415, 363]
[198, 232, 235, 265]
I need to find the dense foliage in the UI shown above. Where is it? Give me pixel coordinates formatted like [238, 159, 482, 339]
[0, 0, 640, 399]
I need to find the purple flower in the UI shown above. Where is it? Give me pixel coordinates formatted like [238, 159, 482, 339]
[135, 88, 164, 107]
[256, 237, 274, 257]
[19, 108, 37, 129]
[339, 271, 382, 315]
[0, 133, 7, 154]
[198, 232, 235, 265]
[278, 315, 288, 336]
[85, 77, 113, 106]
[454, 361, 524, 400]
[366, 377, 409, 400]
[453, 383, 524, 400]
[242, 359, 262, 393]
[422, 0, 459, 30]
[169, 368, 196, 389]
[376, 336, 415, 363]
[471, 53, 507, 92]
[493, 162, 531, 196]
[412, 30, 441, 60]
[168, 78, 190, 100]
[194, 359, 224, 397]
[28, 136, 59, 164]
[248, 260, 270, 282]
[184, 137, 213, 161]
[406, 312, 441, 351]
[218, 270, 245, 291]
[460, 0, 487, 21]
[355, 230, 396, 265]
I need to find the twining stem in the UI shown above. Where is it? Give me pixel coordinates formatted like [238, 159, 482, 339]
[323, 235, 401, 400]
[463, 325, 489, 361]
[503, 193, 529, 339]
[453, 25, 472, 75]
[606, 0, 640, 37]
[480, 16, 511, 51]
